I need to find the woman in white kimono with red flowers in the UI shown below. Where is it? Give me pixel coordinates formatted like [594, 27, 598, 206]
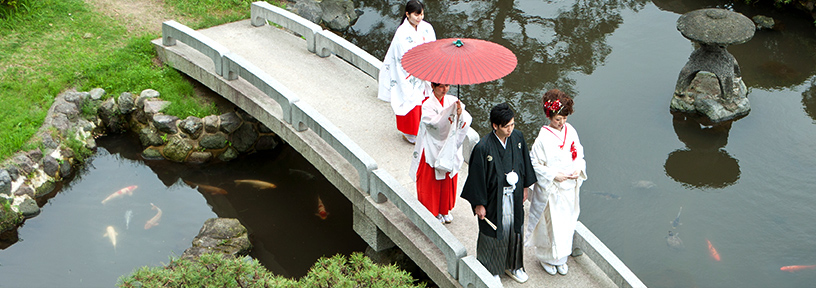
[526, 89, 587, 276]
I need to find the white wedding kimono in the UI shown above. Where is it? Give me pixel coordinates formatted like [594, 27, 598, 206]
[526, 122, 587, 265]
[377, 19, 436, 116]
[409, 94, 472, 181]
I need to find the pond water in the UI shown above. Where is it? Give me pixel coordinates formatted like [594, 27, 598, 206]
[0, 134, 366, 287]
[348, 0, 816, 287]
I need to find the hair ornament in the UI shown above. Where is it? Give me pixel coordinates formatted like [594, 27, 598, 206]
[544, 99, 563, 117]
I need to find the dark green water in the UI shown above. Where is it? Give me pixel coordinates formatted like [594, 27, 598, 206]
[0, 134, 366, 287]
[348, 0, 816, 287]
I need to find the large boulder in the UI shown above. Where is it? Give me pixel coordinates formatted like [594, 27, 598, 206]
[180, 218, 252, 261]
[0, 169, 10, 196]
[118, 92, 136, 114]
[291, 0, 323, 24]
[153, 114, 180, 134]
[162, 136, 194, 162]
[97, 97, 126, 133]
[179, 116, 203, 138]
[89, 88, 106, 100]
[203, 115, 219, 133]
[42, 155, 60, 178]
[672, 71, 750, 123]
[320, 0, 359, 32]
[139, 126, 165, 147]
[200, 133, 228, 150]
[17, 196, 40, 219]
[229, 123, 258, 153]
[219, 112, 242, 134]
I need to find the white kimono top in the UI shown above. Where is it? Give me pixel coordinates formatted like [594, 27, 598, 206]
[377, 19, 436, 116]
[526, 122, 587, 263]
[409, 94, 472, 181]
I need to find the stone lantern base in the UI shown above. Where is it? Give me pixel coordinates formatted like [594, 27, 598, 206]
[672, 71, 750, 123]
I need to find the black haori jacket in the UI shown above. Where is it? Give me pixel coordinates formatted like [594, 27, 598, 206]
[461, 130, 536, 238]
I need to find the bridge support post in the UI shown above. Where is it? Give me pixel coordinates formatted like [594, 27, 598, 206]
[353, 206, 394, 251]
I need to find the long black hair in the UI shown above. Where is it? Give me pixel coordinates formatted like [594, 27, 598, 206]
[400, 0, 425, 24]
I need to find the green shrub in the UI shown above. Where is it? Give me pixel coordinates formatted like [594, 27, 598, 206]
[118, 252, 425, 288]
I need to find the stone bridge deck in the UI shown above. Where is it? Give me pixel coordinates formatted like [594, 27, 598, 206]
[151, 3, 645, 287]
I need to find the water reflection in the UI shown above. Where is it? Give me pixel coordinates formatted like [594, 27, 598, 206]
[109, 134, 369, 278]
[347, 0, 646, 141]
[653, 0, 816, 90]
[0, 134, 366, 287]
[803, 78, 816, 122]
[664, 113, 740, 189]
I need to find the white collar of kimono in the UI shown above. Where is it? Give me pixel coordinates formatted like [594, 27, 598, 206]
[493, 131, 507, 149]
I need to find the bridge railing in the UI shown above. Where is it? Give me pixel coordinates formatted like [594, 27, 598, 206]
[160, 10, 491, 287]
[290, 100, 378, 193]
[160, 6, 645, 287]
[369, 169, 468, 279]
[250, 1, 322, 53]
[222, 52, 300, 124]
[314, 30, 382, 79]
[161, 20, 230, 77]
[574, 222, 647, 288]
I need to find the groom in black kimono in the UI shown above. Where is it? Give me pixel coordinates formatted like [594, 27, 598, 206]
[461, 103, 536, 283]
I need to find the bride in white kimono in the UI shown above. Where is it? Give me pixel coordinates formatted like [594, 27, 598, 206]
[526, 89, 587, 276]
[377, 0, 436, 144]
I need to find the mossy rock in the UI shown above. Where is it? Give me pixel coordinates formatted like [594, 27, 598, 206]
[34, 180, 57, 198]
[0, 201, 24, 233]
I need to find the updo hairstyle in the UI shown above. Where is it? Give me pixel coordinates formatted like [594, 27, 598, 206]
[541, 89, 574, 118]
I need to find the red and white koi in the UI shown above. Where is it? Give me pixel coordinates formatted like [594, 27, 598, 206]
[315, 196, 329, 220]
[101, 185, 137, 204]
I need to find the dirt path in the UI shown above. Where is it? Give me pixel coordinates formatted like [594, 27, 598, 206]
[83, 0, 177, 34]
[83, 0, 236, 111]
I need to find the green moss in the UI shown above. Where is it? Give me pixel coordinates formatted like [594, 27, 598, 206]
[0, 198, 24, 233]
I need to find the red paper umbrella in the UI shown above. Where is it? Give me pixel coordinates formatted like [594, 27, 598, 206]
[401, 38, 517, 85]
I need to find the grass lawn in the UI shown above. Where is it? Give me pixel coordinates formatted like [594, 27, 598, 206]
[0, 0, 271, 161]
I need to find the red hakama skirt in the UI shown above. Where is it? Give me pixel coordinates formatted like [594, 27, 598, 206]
[416, 153, 458, 216]
[396, 105, 422, 136]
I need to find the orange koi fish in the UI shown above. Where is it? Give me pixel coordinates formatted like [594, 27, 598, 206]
[780, 265, 816, 272]
[144, 203, 162, 229]
[234, 179, 277, 189]
[706, 239, 721, 261]
[315, 196, 329, 220]
[184, 180, 228, 195]
[101, 185, 138, 204]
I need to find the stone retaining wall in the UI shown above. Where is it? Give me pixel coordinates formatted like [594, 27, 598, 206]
[0, 88, 280, 233]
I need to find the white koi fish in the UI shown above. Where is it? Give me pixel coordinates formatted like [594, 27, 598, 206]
[125, 210, 133, 230]
[103, 225, 118, 249]
[101, 185, 138, 204]
[144, 203, 162, 230]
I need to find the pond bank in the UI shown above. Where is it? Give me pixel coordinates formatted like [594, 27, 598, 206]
[0, 87, 280, 234]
